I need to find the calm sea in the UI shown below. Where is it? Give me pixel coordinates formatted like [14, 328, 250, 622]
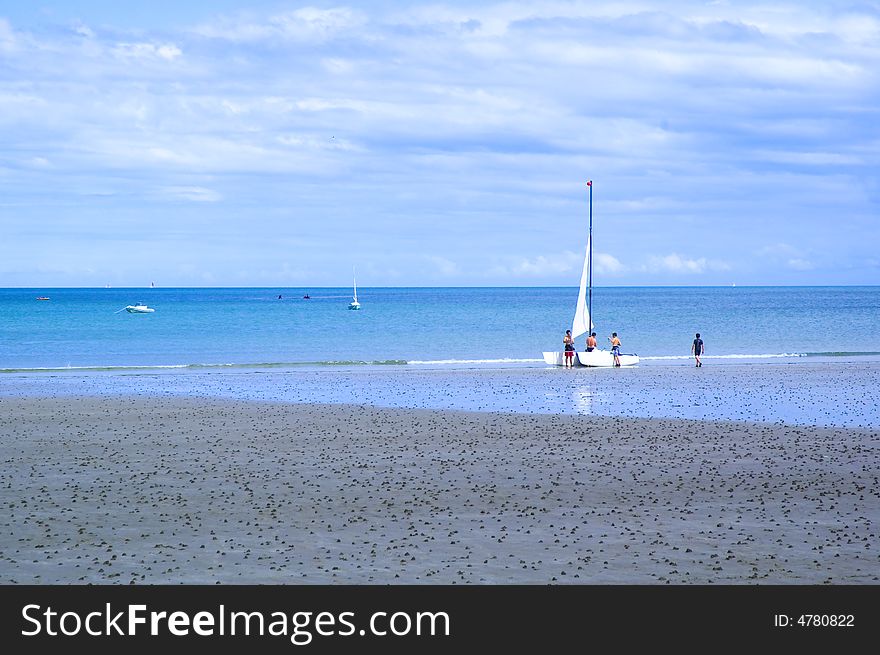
[1, 286, 879, 371]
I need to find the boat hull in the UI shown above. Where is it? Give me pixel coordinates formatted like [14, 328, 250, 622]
[543, 350, 639, 367]
[577, 349, 638, 367]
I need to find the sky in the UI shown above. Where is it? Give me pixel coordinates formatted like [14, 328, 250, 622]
[1, 1, 878, 287]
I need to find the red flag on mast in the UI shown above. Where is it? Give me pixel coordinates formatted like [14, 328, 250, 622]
[586, 181, 592, 186]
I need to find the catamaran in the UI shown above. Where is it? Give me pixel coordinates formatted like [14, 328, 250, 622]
[348, 269, 361, 310]
[543, 181, 639, 367]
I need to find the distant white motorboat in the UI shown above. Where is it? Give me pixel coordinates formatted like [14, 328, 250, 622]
[543, 181, 639, 368]
[124, 303, 155, 313]
[348, 268, 361, 310]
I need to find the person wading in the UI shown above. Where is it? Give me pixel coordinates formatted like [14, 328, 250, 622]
[692, 332, 705, 367]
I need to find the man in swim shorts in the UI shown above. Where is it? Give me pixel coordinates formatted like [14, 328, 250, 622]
[586, 332, 597, 352]
[563, 330, 575, 368]
[609, 332, 621, 366]
[692, 332, 704, 367]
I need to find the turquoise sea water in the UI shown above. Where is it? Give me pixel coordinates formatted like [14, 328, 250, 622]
[2, 287, 879, 426]
[2, 286, 879, 371]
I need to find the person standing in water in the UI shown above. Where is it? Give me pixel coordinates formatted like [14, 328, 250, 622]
[586, 332, 597, 352]
[608, 332, 621, 367]
[563, 330, 575, 368]
[692, 333, 704, 367]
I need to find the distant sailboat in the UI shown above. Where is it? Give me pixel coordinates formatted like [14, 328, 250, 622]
[348, 269, 361, 310]
[543, 181, 639, 367]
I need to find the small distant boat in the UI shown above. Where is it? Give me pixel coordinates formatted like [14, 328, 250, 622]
[348, 268, 361, 310]
[36, 296, 50, 301]
[303, 294, 311, 299]
[124, 303, 155, 313]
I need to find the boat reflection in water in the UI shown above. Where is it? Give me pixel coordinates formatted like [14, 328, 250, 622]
[572, 386, 595, 414]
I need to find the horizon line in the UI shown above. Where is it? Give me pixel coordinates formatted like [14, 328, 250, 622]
[4, 284, 879, 290]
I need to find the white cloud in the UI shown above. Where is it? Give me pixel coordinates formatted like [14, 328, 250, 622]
[643, 253, 730, 274]
[593, 252, 625, 274]
[425, 256, 460, 276]
[322, 58, 355, 75]
[26, 157, 51, 168]
[755, 150, 863, 166]
[161, 186, 222, 202]
[0, 18, 17, 52]
[194, 8, 364, 43]
[278, 133, 356, 151]
[787, 258, 814, 270]
[490, 251, 580, 277]
[113, 42, 182, 61]
[757, 244, 816, 272]
[272, 8, 363, 40]
[72, 22, 95, 39]
[757, 243, 801, 258]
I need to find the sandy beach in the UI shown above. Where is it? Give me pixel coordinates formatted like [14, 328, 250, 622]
[1, 395, 876, 584]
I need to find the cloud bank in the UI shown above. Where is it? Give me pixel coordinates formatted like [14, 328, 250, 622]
[0, 2, 877, 286]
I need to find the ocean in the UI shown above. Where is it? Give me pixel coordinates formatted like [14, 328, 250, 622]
[2, 286, 879, 371]
[3, 287, 879, 427]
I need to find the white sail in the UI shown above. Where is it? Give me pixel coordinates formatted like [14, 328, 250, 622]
[571, 236, 593, 340]
[348, 267, 361, 309]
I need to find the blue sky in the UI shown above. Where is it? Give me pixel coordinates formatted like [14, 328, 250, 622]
[1, 1, 878, 287]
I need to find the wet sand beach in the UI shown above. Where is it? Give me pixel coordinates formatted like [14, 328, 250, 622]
[1, 395, 876, 584]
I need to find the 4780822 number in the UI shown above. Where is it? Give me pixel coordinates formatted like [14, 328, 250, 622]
[799, 615, 854, 627]
[774, 614, 855, 627]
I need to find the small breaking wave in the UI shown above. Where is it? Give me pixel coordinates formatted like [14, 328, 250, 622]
[4, 351, 879, 374]
[408, 358, 543, 365]
[0, 360, 409, 373]
[641, 353, 808, 361]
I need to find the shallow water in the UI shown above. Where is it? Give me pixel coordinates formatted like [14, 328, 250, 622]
[3, 360, 878, 428]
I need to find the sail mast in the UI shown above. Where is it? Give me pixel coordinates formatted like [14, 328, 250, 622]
[570, 183, 592, 341]
[587, 180, 593, 337]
